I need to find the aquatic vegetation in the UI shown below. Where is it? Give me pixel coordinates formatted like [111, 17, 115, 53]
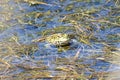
[23, 0, 49, 6]
[38, 26, 75, 35]
[0, 0, 120, 80]
[0, 40, 38, 56]
[13, 70, 51, 80]
[65, 4, 74, 11]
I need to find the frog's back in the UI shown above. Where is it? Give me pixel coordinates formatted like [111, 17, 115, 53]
[46, 33, 70, 46]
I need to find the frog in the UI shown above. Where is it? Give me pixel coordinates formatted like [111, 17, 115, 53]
[32, 33, 75, 47]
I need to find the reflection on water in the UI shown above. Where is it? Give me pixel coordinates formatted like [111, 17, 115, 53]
[0, 0, 120, 79]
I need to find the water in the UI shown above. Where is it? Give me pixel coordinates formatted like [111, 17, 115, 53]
[0, 0, 120, 80]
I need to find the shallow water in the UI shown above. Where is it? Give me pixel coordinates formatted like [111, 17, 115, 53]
[0, 0, 120, 80]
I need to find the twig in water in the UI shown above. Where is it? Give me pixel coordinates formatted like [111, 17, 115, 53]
[73, 49, 81, 61]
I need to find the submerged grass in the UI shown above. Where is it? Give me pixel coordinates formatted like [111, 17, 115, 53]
[0, 0, 120, 80]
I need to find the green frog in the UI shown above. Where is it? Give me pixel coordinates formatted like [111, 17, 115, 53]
[32, 33, 75, 46]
